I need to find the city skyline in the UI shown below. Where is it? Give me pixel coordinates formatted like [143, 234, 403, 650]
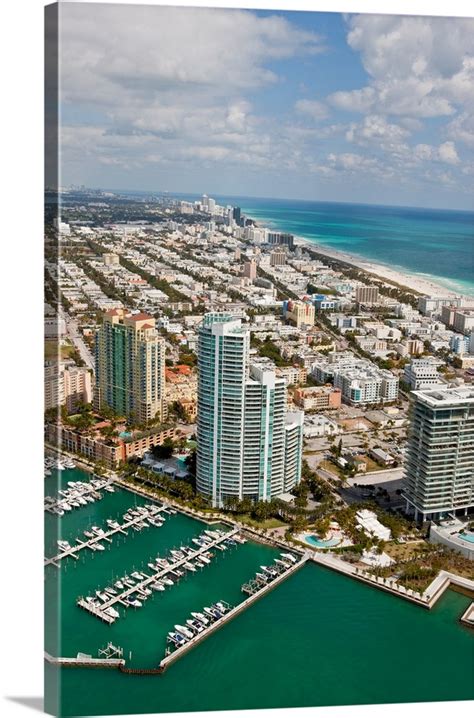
[59, 5, 474, 211]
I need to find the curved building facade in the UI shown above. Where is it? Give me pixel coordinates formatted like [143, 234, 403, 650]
[196, 313, 303, 507]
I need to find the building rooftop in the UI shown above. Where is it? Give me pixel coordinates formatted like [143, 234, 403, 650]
[413, 386, 474, 406]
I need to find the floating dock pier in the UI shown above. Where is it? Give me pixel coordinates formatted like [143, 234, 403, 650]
[158, 551, 309, 672]
[77, 528, 240, 624]
[44, 476, 116, 515]
[44, 504, 168, 567]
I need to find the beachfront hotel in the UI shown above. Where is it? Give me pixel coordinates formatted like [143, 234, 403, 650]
[403, 387, 474, 522]
[95, 309, 165, 423]
[196, 312, 304, 507]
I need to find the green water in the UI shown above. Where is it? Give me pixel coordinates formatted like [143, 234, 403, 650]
[45, 469, 474, 716]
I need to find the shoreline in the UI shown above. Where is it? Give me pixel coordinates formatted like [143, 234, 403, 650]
[248, 215, 474, 301]
[294, 235, 474, 301]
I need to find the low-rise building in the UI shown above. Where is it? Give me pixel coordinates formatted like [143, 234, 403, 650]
[294, 385, 342, 411]
[403, 358, 444, 390]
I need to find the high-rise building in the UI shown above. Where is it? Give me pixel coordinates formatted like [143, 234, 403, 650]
[283, 300, 315, 328]
[95, 309, 165, 423]
[45, 361, 92, 413]
[355, 286, 379, 305]
[270, 248, 287, 267]
[403, 387, 474, 521]
[267, 231, 294, 250]
[242, 259, 257, 281]
[196, 313, 304, 507]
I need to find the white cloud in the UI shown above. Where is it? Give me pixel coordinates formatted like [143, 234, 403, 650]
[58, 4, 325, 177]
[345, 115, 409, 148]
[413, 141, 460, 165]
[329, 15, 474, 118]
[447, 112, 474, 148]
[295, 99, 328, 120]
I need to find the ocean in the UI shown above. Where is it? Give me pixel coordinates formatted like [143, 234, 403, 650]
[229, 197, 474, 296]
[45, 468, 474, 716]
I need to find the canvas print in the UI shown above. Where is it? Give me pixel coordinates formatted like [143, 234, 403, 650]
[44, 2, 474, 716]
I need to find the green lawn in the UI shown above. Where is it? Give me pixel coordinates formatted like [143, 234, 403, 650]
[237, 514, 287, 529]
[45, 340, 76, 360]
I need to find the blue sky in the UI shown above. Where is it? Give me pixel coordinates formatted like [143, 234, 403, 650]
[59, 5, 474, 210]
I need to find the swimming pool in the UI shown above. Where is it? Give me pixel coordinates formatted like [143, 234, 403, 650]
[304, 535, 341, 549]
[459, 532, 474, 544]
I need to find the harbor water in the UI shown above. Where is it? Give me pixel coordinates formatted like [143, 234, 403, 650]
[45, 468, 474, 716]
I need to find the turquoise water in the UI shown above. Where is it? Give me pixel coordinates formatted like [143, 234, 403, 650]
[304, 535, 340, 548]
[223, 197, 474, 295]
[45, 468, 474, 716]
[460, 532, 474, 544]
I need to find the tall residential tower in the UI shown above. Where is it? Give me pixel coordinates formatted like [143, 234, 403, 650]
[196, 313, 303, 507]
[403, 387, 474, 521]
[95, 309, 165, 423]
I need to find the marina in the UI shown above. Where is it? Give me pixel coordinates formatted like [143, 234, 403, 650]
[44, 502, 169, 566]
[77, 527, 241, 623]
[45, 466, 474, 716]
[44, 474, 116, 515]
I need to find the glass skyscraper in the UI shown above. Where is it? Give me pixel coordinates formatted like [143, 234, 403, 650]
[403, 386, 474, 521]
[196, 313, 304, 507]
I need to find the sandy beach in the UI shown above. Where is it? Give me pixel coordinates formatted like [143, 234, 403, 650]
[293, 235, 474, 301]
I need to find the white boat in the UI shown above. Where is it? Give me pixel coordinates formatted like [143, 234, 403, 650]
[175, 624, 193, 640]
[183, 562, 196, 572]
[84, 530, 94, 539]
[199, 555, 211, 564]
[126, 597, 142, 608]
[168, 631, 187, 647]
[114, 580, 125, 590]
[131, 571, 143, 581]
[191, 611, 209, 625]
[105, 586, 117, 595]
[96, 591, 109, 602]
[57, 540, 71, 551]
[151, 581, 165, 592]
[187, 619, 204, 633]
[104, 607, 120, 619]
[214, 601, 229, 613]
[103, 485, 115, 493]
[281, 553, 296, 563]
[161, 577, 174, 586]
[94, 542, 105, 551]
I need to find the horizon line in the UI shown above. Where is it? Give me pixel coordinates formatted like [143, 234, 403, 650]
[56, 185, 474, 214]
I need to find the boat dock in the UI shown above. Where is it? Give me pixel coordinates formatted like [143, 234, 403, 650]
[45, 644, 125, 669]
[77, 528, 240, 623]
[44, 476, 117, 515]
[460, 602, 474, 628]
[44, 504, 168, 567]
[158, 551, 308, 672]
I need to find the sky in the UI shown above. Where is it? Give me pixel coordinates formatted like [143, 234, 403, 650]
[58, 4, 474, 210]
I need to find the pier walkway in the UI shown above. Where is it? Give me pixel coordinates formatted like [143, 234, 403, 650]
[158, 551, 309, 672]
[77, 528, 240, 623]
[44, 504, 168, 567]
[44, 476, 116, 515]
